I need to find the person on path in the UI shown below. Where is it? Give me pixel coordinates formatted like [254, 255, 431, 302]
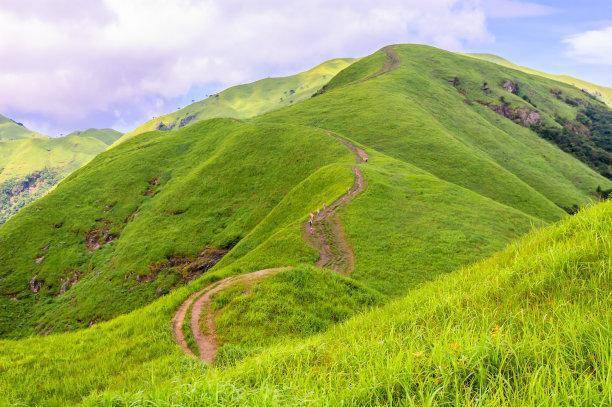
[309, 212, 314, 227]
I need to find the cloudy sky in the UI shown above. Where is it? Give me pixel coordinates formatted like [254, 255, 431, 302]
[0, 0, 610, 136]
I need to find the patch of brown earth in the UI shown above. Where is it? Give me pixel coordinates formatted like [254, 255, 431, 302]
[502, 80, 519, 94]
[564, 121, 590, 137]
[59, 270, 82, 294]
[143, 247, 229, 284]
[85, 223, 117, 251]
[173, 267, 288, 362]
[144, 177, 160, 196]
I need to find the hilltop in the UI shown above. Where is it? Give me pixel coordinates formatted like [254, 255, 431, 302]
[0, 124, 122, 223]
[116, 58, 355, 144]
[0, 114, 42, 141]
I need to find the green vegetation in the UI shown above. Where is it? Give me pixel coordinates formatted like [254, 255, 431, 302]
[468, 53, 612, 107]
[0, 114, 41, 141]
[0, 119, 354, 337]
[2, 44, 610, 338]
[116, 58, 355, 144]
[0, 199, 608, 406]
[0, 125, 122, 223]
[212, 266, 383, 365]
[0, 169, 60, 223]
[0, 44, 610, 405]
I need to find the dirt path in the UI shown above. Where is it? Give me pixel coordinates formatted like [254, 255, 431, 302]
[172, 136, 368, 362]
[364, 45, 401, 81]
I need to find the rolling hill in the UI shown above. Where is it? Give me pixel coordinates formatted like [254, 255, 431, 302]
[116, 58, 355, 144]
[0, 124, 122, 223]
[0, 195, 608, 405]
[0, 44, 610, 405]
[0, 114, 42, 141]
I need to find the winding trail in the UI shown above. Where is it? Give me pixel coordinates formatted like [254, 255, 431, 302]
[361, 45, 401, 83]
[172, 136, 369, 362]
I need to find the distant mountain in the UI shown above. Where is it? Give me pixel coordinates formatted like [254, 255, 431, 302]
[116, 58, 355, 144]
[0, 114, 42, 141]
[0, 123, 122, 223]
[467, 53, 612, 107]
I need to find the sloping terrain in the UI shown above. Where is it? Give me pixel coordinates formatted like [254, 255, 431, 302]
[0, 114, 42, 141]
[116, 58, 354, 144]
[0, 45, 610, 341]
[0, 44, 610, 405]
[0, 126, 122, 223]
[0, 198, 608, 406]
[468, 53, 612, 107]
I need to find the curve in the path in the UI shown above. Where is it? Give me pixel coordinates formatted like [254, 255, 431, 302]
[172, 136, 368, 362]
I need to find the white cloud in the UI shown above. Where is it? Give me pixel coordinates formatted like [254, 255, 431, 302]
[0, 0, 492, 134]
[564, 26, 612, 65]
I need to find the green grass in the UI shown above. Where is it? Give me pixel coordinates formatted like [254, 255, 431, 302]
[0, 44, 610, 405]
[116, 58, 355, 144]
[0, 126, 122, 223]
[212, 266, 383, 365]
[0, 114, 41, 141]
[1, 44, 609, 340]
[0, 119, 354, 337]
[468, 53, 612, 107]
[0, 199, 607, 406]
[261, 45, 609, 214]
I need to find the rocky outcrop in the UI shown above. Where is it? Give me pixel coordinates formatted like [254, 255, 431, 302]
[156, 122, 175, 131]
[502, 80, 519, 94]
[485, 98, 541, 127]
[29, 276, 43, 293]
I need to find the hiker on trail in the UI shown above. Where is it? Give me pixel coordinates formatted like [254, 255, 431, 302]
[309, 212, 314, 227]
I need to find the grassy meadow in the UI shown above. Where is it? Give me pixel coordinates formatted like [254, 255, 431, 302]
[0, 44, 610, 405]
[0, 200, 608, 406]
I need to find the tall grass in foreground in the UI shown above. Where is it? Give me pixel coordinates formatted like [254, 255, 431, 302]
[96, 201, 611, 406]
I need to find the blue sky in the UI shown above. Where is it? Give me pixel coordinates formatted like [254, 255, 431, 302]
[0, 0, 610, 136]
[475, 0, 611, 85]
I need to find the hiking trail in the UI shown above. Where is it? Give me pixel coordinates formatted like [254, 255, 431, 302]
[172, 135, 369, 363]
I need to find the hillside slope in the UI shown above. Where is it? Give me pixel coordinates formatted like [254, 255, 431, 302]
[0, 127, 122, 223]
[0, 199, 608, 405]
[0, 45, 610, 340]
[0, 114, 42, 141]
[468, 53, 612, 107]
[117, 58, 354, 144]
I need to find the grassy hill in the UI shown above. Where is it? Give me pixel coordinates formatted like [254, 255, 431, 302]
[0, 199, 608, 406]
[116, 58, 355, 144]
[0, 44, 610, 404]
[0, 114, 43, 141]
[1, 44, 610, 340]
[0, 126, 122, 223]
[468, 53, 612, 107]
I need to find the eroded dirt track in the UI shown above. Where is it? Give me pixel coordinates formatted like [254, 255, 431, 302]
[172, 136, 368, 362]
